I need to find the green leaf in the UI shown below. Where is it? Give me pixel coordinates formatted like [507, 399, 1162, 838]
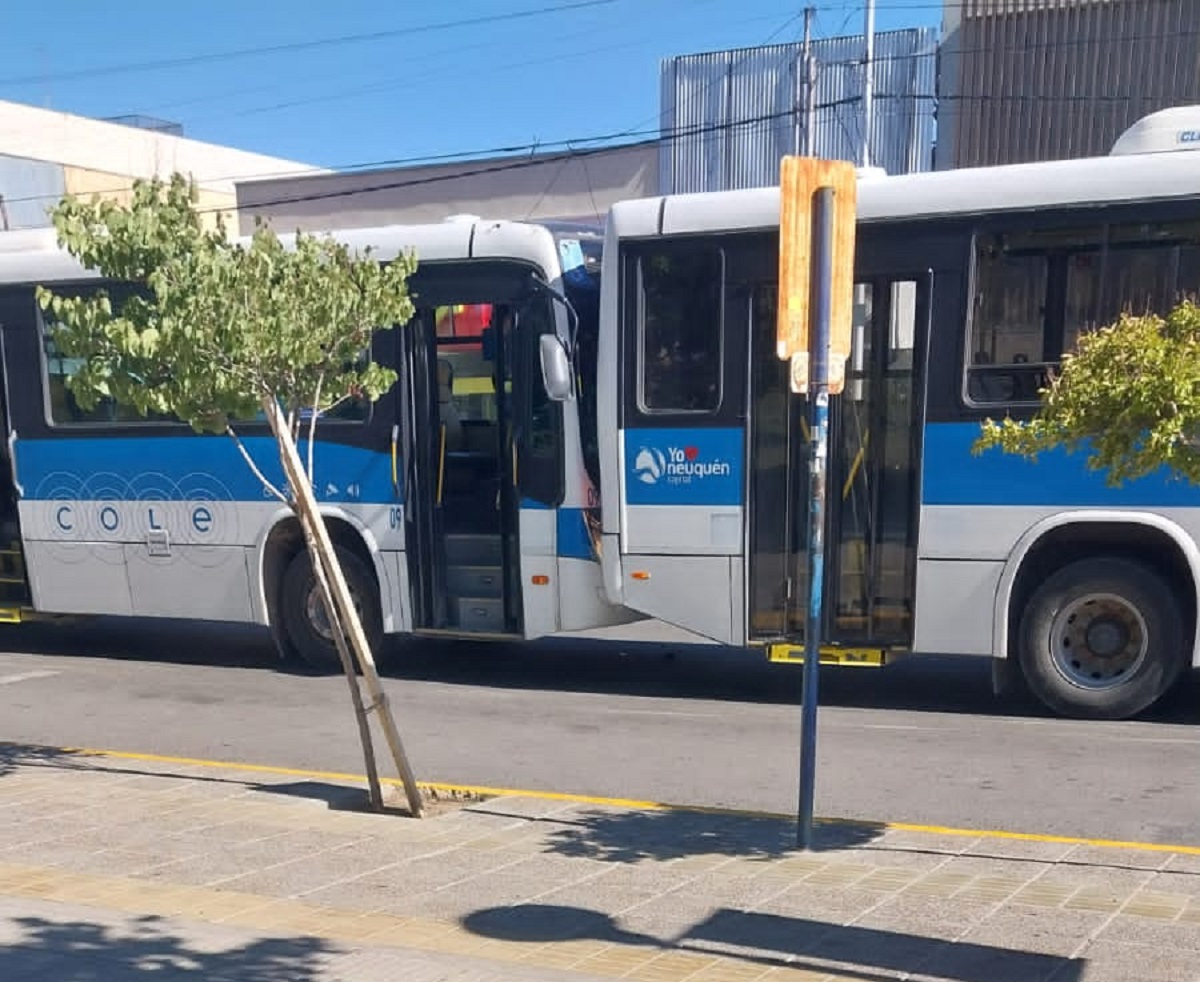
[39, 173, 417, 441]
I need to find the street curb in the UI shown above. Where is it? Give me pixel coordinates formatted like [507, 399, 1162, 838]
[8, 740, 1200, 858]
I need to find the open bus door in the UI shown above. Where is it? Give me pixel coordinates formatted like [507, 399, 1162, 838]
[399, 265, 566, 641]
[0, 292, 32, 616]
[611, 235, 927, 654]
[749, 272, 929, 660]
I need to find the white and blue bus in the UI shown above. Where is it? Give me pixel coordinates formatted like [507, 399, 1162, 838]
[594, 107, 1200, 720]
[0, 217, 635, 671]
[5, 107, 1200, 720]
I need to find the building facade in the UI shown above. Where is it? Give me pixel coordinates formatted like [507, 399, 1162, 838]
[938, 0, 1200, 169]
[0, 100, 321, 231]
[237, 142, 657, 235]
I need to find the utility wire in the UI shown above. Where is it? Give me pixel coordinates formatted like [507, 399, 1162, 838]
[0, 0, 617, 87]
[199, 98, 868, 217]
[4, 81, 1190, 214]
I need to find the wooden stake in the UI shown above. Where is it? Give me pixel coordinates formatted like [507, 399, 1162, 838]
[264, 397, 424, 817]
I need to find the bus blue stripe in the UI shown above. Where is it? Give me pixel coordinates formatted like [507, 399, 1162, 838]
[922, 422, 1200, 508]
[16, 436, 399, 505]
[556, 508, 596, 561]
[16, 437, 598, 559]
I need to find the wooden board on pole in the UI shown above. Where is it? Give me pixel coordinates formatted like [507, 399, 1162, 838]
[777, 156, 858, 394]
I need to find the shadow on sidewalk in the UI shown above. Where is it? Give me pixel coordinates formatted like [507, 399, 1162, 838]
[0, 741, 882, 861]
[498, 804, 885, 862]
[462, 903, 1084, 982]
[3, 912, 338, 981]
[0, 742, 83, 778]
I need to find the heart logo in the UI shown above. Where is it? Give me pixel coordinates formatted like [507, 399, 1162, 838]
[684, 446, 699, 461]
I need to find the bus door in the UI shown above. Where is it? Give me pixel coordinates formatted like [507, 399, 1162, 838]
[0, 292, 29, 612]
[616, 240, 748, 645]
[748, 273, 928, 654]
[400, 271, 564, 639]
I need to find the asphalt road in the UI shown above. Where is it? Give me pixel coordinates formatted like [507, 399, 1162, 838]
[0, 616, 1198, 845]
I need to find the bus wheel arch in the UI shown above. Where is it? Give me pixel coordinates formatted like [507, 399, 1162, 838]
[261, 515, 384, 673]
[999, 517, 1197, 719]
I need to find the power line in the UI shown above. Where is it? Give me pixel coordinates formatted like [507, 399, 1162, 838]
[0, 0, 617, 88]
[4, 79, 1192, 215]
[5, 8, 1198, 213]
[221, 7, 796, 121]
[202, 105, 842, 217]
[24, 3, 1190, 162]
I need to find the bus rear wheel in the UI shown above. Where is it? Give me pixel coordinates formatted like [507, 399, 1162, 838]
[1017, 557, 1185, 720]
[281, 545, 383, 673]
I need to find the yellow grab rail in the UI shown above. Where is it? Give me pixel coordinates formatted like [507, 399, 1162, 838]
[436, 424, 447, 506]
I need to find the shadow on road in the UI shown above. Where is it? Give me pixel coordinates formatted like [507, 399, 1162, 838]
[3, 616, 1199, 723]
[1, 913, 337, 981]
[462, 902, 1082, 982]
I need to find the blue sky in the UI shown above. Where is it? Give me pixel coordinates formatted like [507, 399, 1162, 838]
[3, 1, 939, 170]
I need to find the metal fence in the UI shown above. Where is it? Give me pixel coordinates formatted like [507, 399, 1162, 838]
[659, 27, 937, 194]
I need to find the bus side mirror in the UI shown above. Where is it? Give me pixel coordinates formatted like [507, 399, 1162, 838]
[539, 334, 573, 402]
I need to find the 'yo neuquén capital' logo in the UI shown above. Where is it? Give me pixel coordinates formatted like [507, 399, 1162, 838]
[634, 447, 666, 484]
[634, 444, 730, 487]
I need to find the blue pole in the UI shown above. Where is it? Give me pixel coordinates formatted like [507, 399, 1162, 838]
[797, 185, 835, 851]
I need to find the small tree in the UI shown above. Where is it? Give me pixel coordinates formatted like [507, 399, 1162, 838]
[41, 174, 423, 815]
[973, 301, 1200, 484]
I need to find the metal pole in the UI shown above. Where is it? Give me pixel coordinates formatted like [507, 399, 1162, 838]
[797, 185, 834, 851]
[861, 0, 875, 168]
[803, 7, 817, 157]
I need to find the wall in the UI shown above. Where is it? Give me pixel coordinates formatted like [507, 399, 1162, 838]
[236, 142, 658, 234]
[0, 155, 65, 230]
[939, 0, 1200, 168]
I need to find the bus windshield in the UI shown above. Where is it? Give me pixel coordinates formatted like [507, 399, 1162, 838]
[549, 224, 602, 494]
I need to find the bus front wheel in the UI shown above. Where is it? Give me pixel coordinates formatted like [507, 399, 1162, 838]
[1017, 557, 1185, 720]
[280, 545, 383, 673]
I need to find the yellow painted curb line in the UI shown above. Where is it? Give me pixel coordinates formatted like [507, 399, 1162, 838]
[10, 741, 1200, 857]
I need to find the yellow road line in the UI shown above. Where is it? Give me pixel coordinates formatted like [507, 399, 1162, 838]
[17, 742, 1200, 857]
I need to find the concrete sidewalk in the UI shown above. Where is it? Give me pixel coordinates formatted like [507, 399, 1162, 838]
[0, 743, 1198, 981]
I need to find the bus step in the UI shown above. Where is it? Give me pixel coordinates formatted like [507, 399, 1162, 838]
[447, 595, 506, 633]
[0, 606, 23, 624]
[765, 644, 886, 667]
[444, 534, 503, 567]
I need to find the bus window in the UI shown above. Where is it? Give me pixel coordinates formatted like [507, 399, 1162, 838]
[40, 285, 176, 425]
[637, 245, 724, 414]
[966, 228, 1088, 405]
[969, 243, 1046, 383]
[970, 221, 1200, 407]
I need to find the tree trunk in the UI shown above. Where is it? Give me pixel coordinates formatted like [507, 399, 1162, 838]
[263, 397, 424, 817]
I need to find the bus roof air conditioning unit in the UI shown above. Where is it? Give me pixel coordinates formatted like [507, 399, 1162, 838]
[1111, 106, 1200, 156]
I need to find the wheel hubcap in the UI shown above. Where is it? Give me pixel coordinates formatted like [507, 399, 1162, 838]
[305, 582, 364, 643]
[1048, 592, 1148, 690]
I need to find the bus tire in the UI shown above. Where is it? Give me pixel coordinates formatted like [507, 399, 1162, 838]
[280, 545, 383, 673]
[1017, 557, 1185, 720]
